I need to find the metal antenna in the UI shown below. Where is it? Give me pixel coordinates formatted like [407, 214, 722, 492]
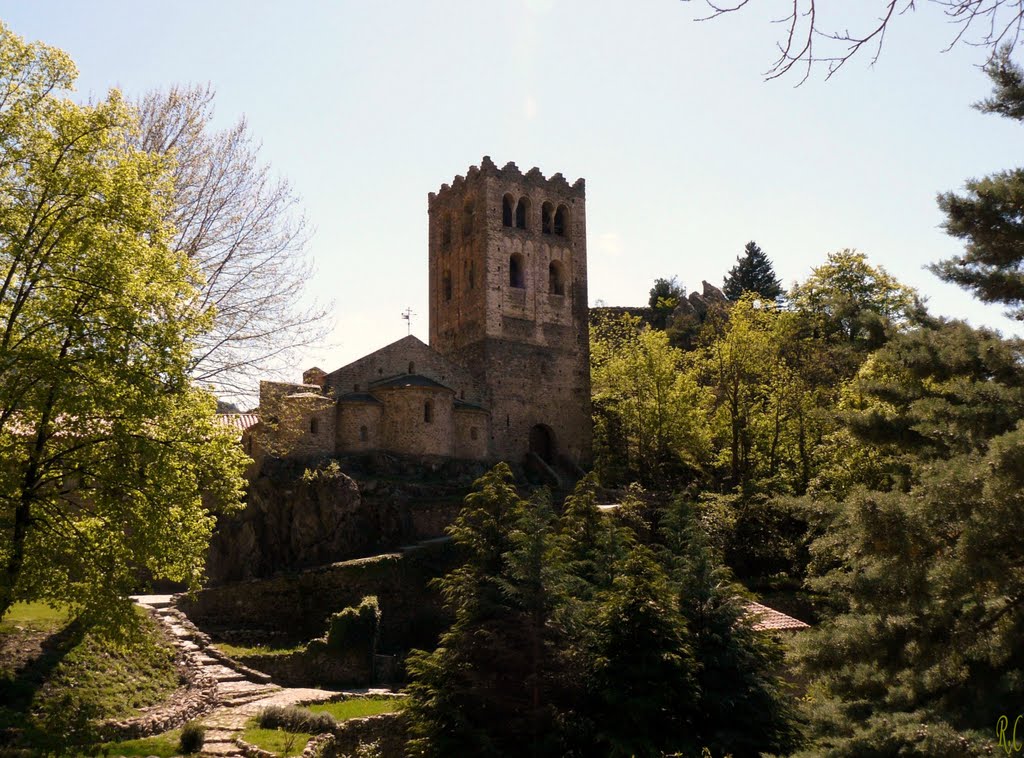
[401, 307, 415, 335]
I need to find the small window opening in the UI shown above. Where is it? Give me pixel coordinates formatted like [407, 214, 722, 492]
[542, 202, 554, 234]
[515, 197, 529, 229]
[378, 368, 383, 375]
[408, 361, 415, 374]
[444, 271, 452, 301]
[470, 427, 478, 441]
[441, 214, 452, 247]
[554, 205, 568, 236]
[424, 400, 434, 424]
[462, 198, 474, 237]
[354, 384, 360, 391]
[506, 414, 510, 429]
[502, 194, 514, 227]
[509, 253, 525, 289]
[460, 389, 465, 399]
[359, 425, 368, 442]
[310, 417, 319, 435]
[549, 260, 565, 295]
[468, 260, 475, 290]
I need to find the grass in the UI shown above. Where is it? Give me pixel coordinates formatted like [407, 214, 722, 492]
[0, 601, 71, 630]
[94, 729, 182, 757]
[214, 640, 304, 657]
[0, 604, 180, 752]
[240, 725, 313, 756]
[309, 696, 403, 721]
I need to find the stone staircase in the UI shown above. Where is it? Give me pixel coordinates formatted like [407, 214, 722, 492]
[133, 594, 340, 757]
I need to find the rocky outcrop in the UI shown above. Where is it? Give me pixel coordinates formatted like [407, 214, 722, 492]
[206, 459, 384, 584]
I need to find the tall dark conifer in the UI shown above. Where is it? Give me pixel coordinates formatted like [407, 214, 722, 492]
[934, 48, 1024, 319]
[723, 241, 784, 301]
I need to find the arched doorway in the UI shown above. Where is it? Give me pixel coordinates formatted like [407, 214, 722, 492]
[529, 424, 556, 464]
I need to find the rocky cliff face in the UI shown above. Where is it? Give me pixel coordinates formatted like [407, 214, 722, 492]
[205, 459, 402, 584]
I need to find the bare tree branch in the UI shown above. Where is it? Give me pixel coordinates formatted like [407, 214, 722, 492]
[134, 85, 332, 400]
[683, 0, 1024, 81]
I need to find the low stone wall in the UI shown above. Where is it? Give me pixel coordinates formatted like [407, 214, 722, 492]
[236, 649, 370, 688]
[181, 539, 457, 654]
[321, 712, 409, 758]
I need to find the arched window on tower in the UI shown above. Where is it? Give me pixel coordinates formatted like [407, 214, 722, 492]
[310, 417, 319, 435]
[502, 194, 514, 227]
[549, 260, 566, 296]
[408, 361, 415, 374]
[542, 202, 554, 235]
[462, 197, 475, 237]
[424, 399, 434, 424]
[468, 260, 475, 290]
[509, 253, 525, 289]
[554, 205, 568, 236]
[515, 197, 529, 229]
[359, 425, 368, 442]
[441, 213, 452, 247]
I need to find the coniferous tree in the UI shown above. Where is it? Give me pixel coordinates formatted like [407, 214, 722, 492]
[723, 241, 784, 301]
[934, 47, 1024, 319]
[660, 499, 803, 757]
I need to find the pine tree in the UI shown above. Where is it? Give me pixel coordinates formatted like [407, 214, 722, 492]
[722, 241, 784, 301]
[934, 47, 1024, 319]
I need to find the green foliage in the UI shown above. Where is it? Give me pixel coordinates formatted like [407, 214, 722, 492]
[405, 467, 801, 757]
[659, 499, 803, 757]
[722, 240, 783, 301]
[789, 249, 923, 353]
[257, 704, 336, 734]
[0, 23, 248, 625]
[178, 720, 205, 754]
[933, 47, 1024, 318]
[793, 319, 1024, 753]
[306, 596, 381, 657]
[648, 275, 685, 328]
[591, 315, 711, 486]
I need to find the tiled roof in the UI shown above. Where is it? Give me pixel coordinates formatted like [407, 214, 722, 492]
[745, 601, 810, 632]
[371, 374, 453, 392]
[454, 398, 487, 412]
[216, 413, 261, 432]
[339, 392, 382, 404]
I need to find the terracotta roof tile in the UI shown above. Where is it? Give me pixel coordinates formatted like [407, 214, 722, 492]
[216, 413, 261, 432]
[745, 601, 810, 632]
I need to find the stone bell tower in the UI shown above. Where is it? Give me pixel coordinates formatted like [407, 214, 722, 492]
[427, 156, 591, 468]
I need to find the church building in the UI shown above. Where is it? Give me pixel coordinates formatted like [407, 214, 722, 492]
[243, 157, 592, 471]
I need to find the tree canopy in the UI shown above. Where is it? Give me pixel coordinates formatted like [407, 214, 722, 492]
[0, 24, 247, 625]
[722, 240, 783, 301]
[934, 47, 1024, 320]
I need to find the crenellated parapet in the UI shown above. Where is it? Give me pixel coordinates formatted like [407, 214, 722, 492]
[428, 156, 585, 210]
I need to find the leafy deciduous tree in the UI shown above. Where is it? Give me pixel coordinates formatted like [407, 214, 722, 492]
[0, 25, 247, 624]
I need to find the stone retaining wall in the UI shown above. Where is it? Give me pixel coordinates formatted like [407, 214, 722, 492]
[181, 540, 457, 653]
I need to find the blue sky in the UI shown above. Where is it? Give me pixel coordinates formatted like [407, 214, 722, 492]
[6, 1, 1023, 388]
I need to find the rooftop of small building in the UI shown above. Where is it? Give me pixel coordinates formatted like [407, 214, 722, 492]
[371, 374, 454, 392]
[338, 392, 383, 404]
[745, 601, 810, 632]
[215, 413, 261, 433]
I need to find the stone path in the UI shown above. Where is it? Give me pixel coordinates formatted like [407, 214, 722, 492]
[132, 594, 358, 757]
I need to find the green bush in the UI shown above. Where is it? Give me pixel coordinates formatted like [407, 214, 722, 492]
[256, 704, 336, 734]
[178, 720, 205, 754]
[306, 596, 381, 656]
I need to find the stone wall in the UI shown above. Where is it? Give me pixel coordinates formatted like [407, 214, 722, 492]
[336, 399, 382, 453]
[182, 540, 456, 652]
[453, 406, 489, 459]
[235, 648, 371, 688]
[377, 385, 454, 458]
